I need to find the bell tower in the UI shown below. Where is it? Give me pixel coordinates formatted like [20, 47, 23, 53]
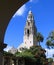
[23, 10, 37, 49]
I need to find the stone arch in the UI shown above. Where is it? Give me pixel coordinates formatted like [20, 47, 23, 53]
[0, 1, 29, 65]
[0, 0, 29, 43]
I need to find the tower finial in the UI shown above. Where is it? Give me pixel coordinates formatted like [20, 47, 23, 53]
[28, 10, 32, 14]
[27, 10, 34, 21]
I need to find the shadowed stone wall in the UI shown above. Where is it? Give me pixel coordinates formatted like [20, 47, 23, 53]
[0, 0, 29, 65]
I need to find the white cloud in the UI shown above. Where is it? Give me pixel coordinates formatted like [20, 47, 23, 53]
[45, 48, 54, 58]
[13, 4, 26, 17]
[30, 0, 33, 2]
[4, 45, 12, 52]
[30, 0, 39, 3]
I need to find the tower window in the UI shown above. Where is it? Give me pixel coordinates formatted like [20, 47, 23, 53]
[30, 41, 31, 43]
[28, 22, 30, 26]
[25, 42, 26, 44]
[27, 29, 29, 36]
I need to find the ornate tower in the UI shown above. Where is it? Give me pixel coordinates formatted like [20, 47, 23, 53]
[23, 10, 37, 49]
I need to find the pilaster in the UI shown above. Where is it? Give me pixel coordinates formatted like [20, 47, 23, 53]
[0, 42, 7, 65]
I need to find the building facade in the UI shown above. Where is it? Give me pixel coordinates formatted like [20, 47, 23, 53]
[8, 46, 18, 54]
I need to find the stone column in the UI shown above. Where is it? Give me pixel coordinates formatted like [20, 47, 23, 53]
[10, 58, 13, 65]
[2, 56, 4, 65]
[12, 59, 16, 65]
[18, 58, 25, 65]
[22, 59, 25, 65]
[14, 59, 16, 65]
[0, 42, 7, 65]
[16, 59, 18, 65]
[8, 58, 10, 65]
[0, 52, 3, 65]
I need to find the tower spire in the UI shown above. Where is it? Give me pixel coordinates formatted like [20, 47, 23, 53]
[28, 10, 32, 14]
[18, 10, 37, 51]
[23, 10, 37, 48]
[27, 10, 34, 22]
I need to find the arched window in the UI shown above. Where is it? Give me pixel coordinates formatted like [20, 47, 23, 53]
[30, 41, 31, 43]
[27, 29, 29, 36]
[28, 22, 30, 26]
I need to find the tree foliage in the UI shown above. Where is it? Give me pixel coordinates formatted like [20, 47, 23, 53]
[37, 32, 44, 46]
[4, 51, 13, 56]
[4, 32, 48, 65]
[46, 31, 54, 49]
[15, 46, 48, 65]
[48, 58, 53, 63]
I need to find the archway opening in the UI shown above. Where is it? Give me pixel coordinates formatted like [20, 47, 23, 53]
[3, 0, 54, 58]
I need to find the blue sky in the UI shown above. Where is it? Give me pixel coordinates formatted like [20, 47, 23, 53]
[4, 0, 54, 58]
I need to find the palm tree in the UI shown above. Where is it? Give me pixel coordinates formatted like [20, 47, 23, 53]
[37, 32, 44, 46]
[46, 31, 54, 49]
